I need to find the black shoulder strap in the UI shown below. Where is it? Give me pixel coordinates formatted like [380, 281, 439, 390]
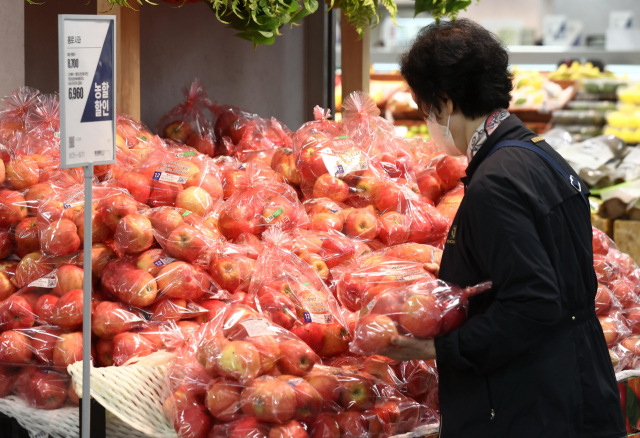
[486, 140, 590, 210]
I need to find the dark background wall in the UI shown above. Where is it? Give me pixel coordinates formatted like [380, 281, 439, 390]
[21, 0, 316, 131]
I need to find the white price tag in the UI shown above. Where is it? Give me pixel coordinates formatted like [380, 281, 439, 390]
[321, 148, 368, 178]
[306, 313, 334, 324]
[59, 15, 116, 169]
[29, 272, 58, 288]
[240, 318, 273, 337]
[152, 171, 188, 184]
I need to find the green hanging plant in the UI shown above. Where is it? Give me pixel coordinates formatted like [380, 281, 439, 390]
[26, 0, 479, 46]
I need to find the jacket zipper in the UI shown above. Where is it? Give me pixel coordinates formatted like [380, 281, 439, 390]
[485, 376, 496, 422]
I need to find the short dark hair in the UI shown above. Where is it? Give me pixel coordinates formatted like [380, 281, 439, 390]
[400, 18, 513, 120]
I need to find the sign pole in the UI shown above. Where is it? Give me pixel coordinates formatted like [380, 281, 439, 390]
[81, 164, 93, 438]
[59, 14, 116, 438]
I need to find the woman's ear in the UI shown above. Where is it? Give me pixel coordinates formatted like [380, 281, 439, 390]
[445, 98, 454, 116]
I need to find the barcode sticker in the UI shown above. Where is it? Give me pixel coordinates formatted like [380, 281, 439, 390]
[29, 272, 58, 288]
[264, 208, 284, 223]
[153, 256, 176, 267]
[240, 318, 272, 337]
[152, 171, 188, 184]
[304, 312, 334, 324]
[95, 150, 106, 156]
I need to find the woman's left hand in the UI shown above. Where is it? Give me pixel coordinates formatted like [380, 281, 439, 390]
[381, 336, 437, 362]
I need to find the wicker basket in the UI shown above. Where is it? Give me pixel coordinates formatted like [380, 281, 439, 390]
[68, 352, 178, 438]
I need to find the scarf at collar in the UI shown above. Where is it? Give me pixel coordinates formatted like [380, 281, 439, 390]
[467, 109, 511, 161]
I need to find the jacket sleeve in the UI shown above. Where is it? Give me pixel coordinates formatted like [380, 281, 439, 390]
[434, 175, 563, 376]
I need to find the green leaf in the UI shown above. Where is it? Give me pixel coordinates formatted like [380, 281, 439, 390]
[628, 385, 640, 427]
[234, 30, 276, 45]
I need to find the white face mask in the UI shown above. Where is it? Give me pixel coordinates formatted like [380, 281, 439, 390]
[427, 114, 463, 157]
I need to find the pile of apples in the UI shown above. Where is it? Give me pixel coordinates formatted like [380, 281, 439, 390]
[590, 228, 640, 371]
[163, 301, 437, 438]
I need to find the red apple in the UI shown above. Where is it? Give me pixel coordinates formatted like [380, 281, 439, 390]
[353, 314, 398, 354]
[378, 211, 409, 246]
[96, 338, 114, 367]
[112, 332, 157, 366]
[271, 148, 302, 186]
[305, 372, 341, 407]
[0, 295, 35, 330]
[0, 365, 16, 397]
[222, 304, 260, 338]
[208, 256, 254, 294]
[0, 271, 16, 301]
[187, 133, 215, 156]
[29, 368, 68, 409]
[163, 121, 191, 143]
[291, 323, 324, 353]
[310, 412, 340, 438]
[114, 213, 154, 256]
[34, 294, 59, 324]
[7, 156, 39, 190]
[320, 237, 356, 269]
[318, 323, 350, 357]
[593, 228, 610, 256]
[51, 289, 84, 330]
[336, 411, 368, 436]
[399, 294, 443, 338]
[339, 376, 374, 411]
[241, 378, 297, 423]
[299, 135, 331, 179]
[175, 187, 214, 217]
[25, 183, 55, 214]
[14, 217, 39, 258]
[92, 301, 143, 339]
[226, 417, 269, 438]
[0, 330, 32, 364]
[214, 340, 261, 381]
[269, 420, 309, 438]
[344, 209, 378, 240]
[53, 331, 83, 368]
[313, 174, 349, 203]
[52, 264, 84, 297]
[149, 297, 187, 322]
[99, 194, 140, 230]
[310, 213, 343, 232]
[148, 208, 184, 237]
[206, 379, 243, 421]
[277, 340, 317, 376]
[157, 261, 209, 301]
[116, 172, 151, 204]
[40, 219, 81, 256]
[166, 225, 211, 264]
[0, 190, 27, 227]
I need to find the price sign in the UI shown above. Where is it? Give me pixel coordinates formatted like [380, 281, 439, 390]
[58, 15, 116, 169]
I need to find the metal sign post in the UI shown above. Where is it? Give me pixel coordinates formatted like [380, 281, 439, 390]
[58, 14, 116, 438]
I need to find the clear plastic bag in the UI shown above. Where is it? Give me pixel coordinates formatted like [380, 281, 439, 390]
[350, 279, 492, 355]
[247, 228, 350, 358]
[156, 79, 216, 158]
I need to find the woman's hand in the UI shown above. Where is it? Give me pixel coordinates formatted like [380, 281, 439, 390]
[381, 336, 437, 362]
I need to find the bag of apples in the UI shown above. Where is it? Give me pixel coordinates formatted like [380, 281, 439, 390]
[331, 251, 440, 313]
[217, 167, 309, 241]
[0, 87, 41, 142]
[286, 228, 370, 283]
[215, 110, 292, 159]
[162, 305, 323, 438]
[350, 278, 492, 356]
[247, 228, 351, 358]
[156, 79, 216, 157]
[132, 144, 224, 214]
[414, 152, 467, 205]
[341, 91, 414, 179]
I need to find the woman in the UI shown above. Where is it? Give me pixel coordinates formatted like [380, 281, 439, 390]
[383, 19, 626, 438]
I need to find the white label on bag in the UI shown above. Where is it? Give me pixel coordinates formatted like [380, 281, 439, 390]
[304, 313, 334, 324]
[264, 208, 285, 223]
[152, 171, 188, 184]
[174, 151, 196, 158]
[322, 148, 368, 178]
[153, 256, 176, 267]
[240, 318, 272, 337]
[29, 272, 58, 288]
